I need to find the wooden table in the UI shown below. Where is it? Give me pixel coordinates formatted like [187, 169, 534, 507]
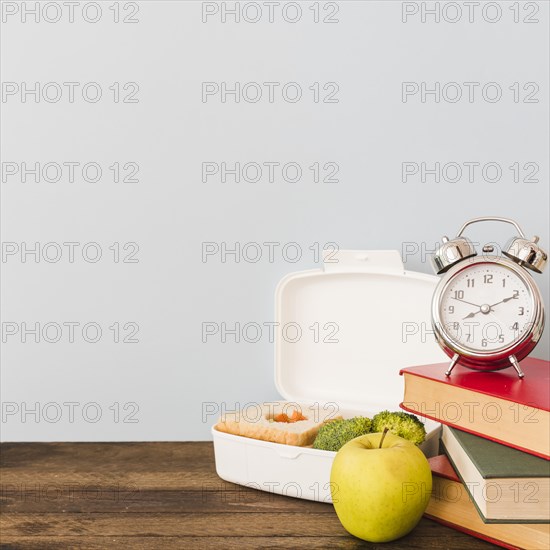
[0, 442, 496, 549]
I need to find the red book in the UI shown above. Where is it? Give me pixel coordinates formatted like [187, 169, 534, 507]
[400, 357, 550, 459]
[426, 455, 550, 550]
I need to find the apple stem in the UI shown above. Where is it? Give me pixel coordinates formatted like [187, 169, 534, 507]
[379, 427, 389, 449]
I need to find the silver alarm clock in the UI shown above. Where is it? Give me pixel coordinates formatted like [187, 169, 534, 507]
[431, 217, 547, 378]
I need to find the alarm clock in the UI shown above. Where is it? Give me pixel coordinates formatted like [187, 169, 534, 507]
[431, 216, 547, 378]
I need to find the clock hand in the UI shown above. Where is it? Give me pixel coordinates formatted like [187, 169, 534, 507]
[462, 312, 509, 338]
[462, 307, 500, 320]
[452, 297, 487, 319]
[463, 296, 515, 319]
[455, 296, 515, 320]
[488, 295, 516, 309]
[462, 308, 493, 320]
[451, 297, 483, 308]
[462, 301, 498, 320]
[463, 311, 478, 319]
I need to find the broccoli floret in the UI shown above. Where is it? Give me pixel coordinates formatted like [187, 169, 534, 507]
[313, 417, 372, 452]
[371, 410, 426, 445]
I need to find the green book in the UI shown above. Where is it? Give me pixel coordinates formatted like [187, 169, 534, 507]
[441, 425, 550, 523]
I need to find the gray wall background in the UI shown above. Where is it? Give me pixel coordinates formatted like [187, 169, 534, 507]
[1, 1, 548, 441]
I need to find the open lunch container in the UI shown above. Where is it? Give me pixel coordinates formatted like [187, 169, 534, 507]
[212, 250, 448, 503]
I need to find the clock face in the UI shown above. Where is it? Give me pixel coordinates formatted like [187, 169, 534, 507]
[438, 262, 535, 353]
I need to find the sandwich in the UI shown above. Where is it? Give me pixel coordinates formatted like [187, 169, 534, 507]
[215, 401, 335, 447]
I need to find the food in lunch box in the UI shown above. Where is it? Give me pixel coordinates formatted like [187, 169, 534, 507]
[313, 416, 372, 452]
[313, 411, 426, 452]
[272, 410, 307, 423]
[214, 403, 330, 447]
[371, 410, 426, 445]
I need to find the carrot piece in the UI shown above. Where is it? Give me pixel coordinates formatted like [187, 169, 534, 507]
[289, 410, 307, 422]
[273, 410, 307, 423]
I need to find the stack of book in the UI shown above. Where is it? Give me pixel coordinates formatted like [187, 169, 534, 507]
[400, 357, 550, 549]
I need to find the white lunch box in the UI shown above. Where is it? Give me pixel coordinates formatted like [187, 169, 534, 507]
[212, 250, 448, 502]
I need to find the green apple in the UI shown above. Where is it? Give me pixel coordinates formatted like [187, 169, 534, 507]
[330, 430, 432, 543]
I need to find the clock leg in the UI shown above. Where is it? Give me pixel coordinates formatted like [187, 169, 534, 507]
[509, 355, 525, 379]
[445, 354, 459, 377]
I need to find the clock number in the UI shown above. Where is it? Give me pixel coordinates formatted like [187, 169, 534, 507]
[482, 335, 503, 348]
[448, 306, 454, 314]
[512, 322, 519, 331]
[454, 290, 464, 300]
[466, 333, 473, 343]
[453, 322, 459, 330]
[502, 278, 506, 287]
[519, 307, 525, 316]
[513, 290, 519, 299]
[483, 274, 493, 284]
[467, 279, 475, 288]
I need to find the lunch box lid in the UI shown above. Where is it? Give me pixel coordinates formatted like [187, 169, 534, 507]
[274, 250, 447, 411]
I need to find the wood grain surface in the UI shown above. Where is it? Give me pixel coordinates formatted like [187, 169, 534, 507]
[0, 442, 497, 549]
